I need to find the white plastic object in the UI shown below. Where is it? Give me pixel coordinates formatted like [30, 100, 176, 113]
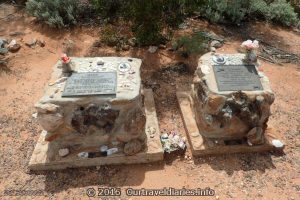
[107, 148, 118, 156]
[272, 139, 284, 148]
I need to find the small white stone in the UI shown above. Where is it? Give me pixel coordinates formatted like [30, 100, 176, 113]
[148, 46, 158, 53]
[100, 145, 108, 152]
[209, 47, 216, 52]
[58, 148, 69, 157]
[78, 152, 89, 158]
[106, 148, 118, 156]
[8, 39, 16, 47]
[272, 139, 284, 148]
[210, 40, 222, 48]
[32, 113, 38, 119]
[97, 60, 105, 65]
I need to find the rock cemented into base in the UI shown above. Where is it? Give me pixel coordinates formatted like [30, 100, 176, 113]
[191, 53, 274, 144]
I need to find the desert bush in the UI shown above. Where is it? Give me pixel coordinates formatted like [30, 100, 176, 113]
[128, 0, 165, 46]
[100, 24, 120, 46]
[100, 24, 128, 47]
[201, 0, 250, 24]
[91, 0, 128, 20]
[128, 0, 205, 45]
[172, 32, 208, 58]
[201, 0, 299, 26]
[249, 0, 269, 18]
[92, 0, 205, 45]
[289, 0, 300, 15]
[26, 0, 83, 28]
[162, 0, 204, 27]
[267, 0, 299, 26]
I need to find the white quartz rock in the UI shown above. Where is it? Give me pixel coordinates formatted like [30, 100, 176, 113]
[58, 148, 69, 157]
[272, 139, 284, 148]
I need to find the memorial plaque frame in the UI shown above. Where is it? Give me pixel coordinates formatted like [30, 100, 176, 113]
[62, 72, 117, 97]
[213, 65, 263, 91]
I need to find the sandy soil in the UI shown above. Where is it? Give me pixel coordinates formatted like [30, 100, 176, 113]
[0, 5, 299, 200]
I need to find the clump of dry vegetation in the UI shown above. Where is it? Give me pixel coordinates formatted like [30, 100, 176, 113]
[25, 0, 299, 45]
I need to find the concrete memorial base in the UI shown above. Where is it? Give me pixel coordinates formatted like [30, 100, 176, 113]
[30, 57, 163, 170]
[177, 53, 284, 156]
[29, 89, 163, 170]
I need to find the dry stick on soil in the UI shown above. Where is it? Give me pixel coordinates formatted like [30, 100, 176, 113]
[248, 35, 300, 65]
[258, 55, 276, 64]
[254, 40, 300, 65]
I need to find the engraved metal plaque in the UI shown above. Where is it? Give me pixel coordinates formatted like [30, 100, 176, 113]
[213, 65, 263, 91]
[62, 72, 117, 97]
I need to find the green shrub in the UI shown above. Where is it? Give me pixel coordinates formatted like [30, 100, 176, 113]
[267, 0, 299, 26]
[129, 0, 206, 45]
[92, 0, 205, 45]
[91, 0, 128, 20]
[172, 32, 208, 57]
[161, 0, 205, 27]
[200, 0, 299, 26]
[100, 24, 129, 49]
[26, 0, 83, 28]
[100, 24, 120, 46]
[202, 0, 250, 24]
[128, 0, 165, 46]
[289, 0, 300, 15]
[249, 0, 269, 18]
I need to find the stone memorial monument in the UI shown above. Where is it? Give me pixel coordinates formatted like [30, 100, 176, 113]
[177, 53, 284, 156]
[29, 57, 163, 170]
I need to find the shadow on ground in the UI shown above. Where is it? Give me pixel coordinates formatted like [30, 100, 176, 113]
[193, 151, 284, 176]
[30, 162, 164, 194]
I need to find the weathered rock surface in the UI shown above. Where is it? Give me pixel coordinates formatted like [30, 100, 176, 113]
[0, 38, 7, 48]
[71, 104, 120, 134]
[37, 112, 64, 132]
[210, 40, 222, 48]
[0, 48, 8, 55]
[124, 139, 143, 155]
[8, 40, 21, 53]
[128, 37, 137, 47]
[25, 39, 37, 48]
[148, 46, 158, 53]
[58, 148, 69, 157]
[122, 44, 130, 51]
[247, 127, 264, 145]
[37, 39, 46, 47]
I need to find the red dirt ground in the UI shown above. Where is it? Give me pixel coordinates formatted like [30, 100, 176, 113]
[0, 5, 299, 200]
